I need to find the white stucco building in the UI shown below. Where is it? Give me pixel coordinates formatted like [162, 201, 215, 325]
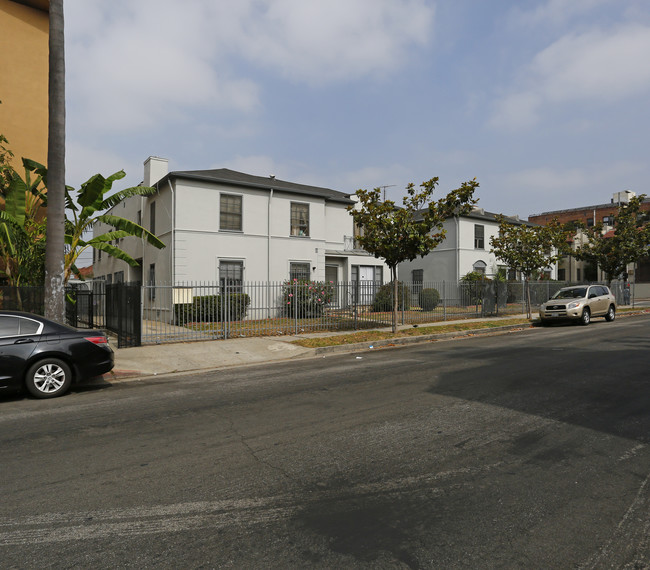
[398, 207, 555, 283]
[93, 157, 387, 291]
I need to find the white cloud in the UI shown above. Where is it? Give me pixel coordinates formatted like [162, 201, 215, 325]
[65, 0, 435, 134]
[490, 24, 650, 129]
[232, 0, 435, 84]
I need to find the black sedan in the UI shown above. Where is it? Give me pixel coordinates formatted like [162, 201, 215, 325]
[0, 310, 114, 399]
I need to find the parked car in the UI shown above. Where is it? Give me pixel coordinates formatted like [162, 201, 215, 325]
[539, 285, 616, 326]
[0, 310, 114, 399]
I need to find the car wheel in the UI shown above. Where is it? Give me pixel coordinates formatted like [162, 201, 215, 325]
[605, 305, 616, 322]
[580, 308, 591, 326]
[25, 358, 72, 399]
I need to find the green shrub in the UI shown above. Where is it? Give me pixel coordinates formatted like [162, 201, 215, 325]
[372, 281, 409, 312]
[282, 279, 334, 318]
[174, 293, 250, 323]
[419, 288, 440, 311]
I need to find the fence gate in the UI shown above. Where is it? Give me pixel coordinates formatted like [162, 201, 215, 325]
[106, 283, 142, 348]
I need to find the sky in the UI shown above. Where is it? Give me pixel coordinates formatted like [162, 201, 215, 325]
[64, 0, 650, 222]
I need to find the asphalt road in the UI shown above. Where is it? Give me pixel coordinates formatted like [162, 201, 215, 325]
[1, 316, 649, 569]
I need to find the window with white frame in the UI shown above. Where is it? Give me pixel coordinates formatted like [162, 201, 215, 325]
[474, 224, 484, 249]
[219, 260, 243, 292]
[472, 260, 487, 274]
[220, 194, 242, 231]
[290, 202, 309, 236]
[290, 262, 310, 281]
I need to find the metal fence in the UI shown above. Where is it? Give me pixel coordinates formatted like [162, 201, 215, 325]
[0, 279, 636, 346]
[137, 279, 635, 344]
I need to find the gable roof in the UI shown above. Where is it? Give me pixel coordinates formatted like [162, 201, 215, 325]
[157, 168, 354, 205]
[414, 207, 538, 227]
[462, 208, 538, 227]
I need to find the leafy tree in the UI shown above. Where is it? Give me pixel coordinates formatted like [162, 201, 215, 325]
[25, 160, 166, 283]
[44, 0, 67, 321]
[0, 162, 47, 286]
[0, 131, 14, 195]
[348, 177, 479, 332]
[490, 217, 570, 318]
[573, 194, 650, 286]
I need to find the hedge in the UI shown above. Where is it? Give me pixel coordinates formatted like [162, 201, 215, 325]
[175, 293, 250, 323]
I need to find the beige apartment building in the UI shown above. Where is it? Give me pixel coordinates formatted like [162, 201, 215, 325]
[0, 0, 49, 169]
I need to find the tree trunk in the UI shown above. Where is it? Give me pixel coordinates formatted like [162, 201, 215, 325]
[391, 266, 398, 334]
[44, 0, 66, 322]
[525, 277, 531, 319]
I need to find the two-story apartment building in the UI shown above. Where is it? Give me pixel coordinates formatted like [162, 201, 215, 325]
[398, 208, 551, 283]
[93, 157, 387, 294]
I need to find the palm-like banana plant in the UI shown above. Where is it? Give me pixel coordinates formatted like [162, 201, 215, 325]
[0, 163, 47, 286]
[27, 160, 165, 284]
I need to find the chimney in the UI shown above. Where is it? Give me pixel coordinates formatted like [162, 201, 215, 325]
[144, 156, 168, 187]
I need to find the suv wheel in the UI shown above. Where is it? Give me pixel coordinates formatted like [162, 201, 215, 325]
[605, 305, 616, 322]
[580, 308, 591, 326]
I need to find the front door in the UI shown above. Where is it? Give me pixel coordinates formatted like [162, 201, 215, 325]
[358, 266, 375, 305]
[325, 265, 338, 306]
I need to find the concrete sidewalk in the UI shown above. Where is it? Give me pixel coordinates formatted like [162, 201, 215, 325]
[110, 308, 650, 381]
[109, 314, 532, 380]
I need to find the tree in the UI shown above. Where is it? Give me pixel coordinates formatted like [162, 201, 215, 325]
[573, 194, 650, 286]
[0, 161, 47, 286]
[348, 177, 479, 332]
[490, 217, 570, 318]
[0, 130, 14, 195]
[44, 0, 66, 322]
[25, 160, 166, 283]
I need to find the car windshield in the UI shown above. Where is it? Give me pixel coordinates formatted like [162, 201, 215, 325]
[552, 287, 587, 300]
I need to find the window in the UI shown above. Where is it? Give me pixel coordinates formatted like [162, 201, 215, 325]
[0, 316, 40, 336]
[150, 201, 156, 234]
[474, 224, 484, 249]
[148, 264, 156, 300]
[558, 268, 566, 281]
[586, 217, 594, 227]
[412, 269, 423, 297]
[0, 316, 19, 337]
[219, 260, 243, 292]
[220, 194, 242, 231]
[114, 271, 124, 283]
[290, 262, 310, 281]
[603, 215, 614, 225]
[106, 274, 113, 285]
[290, 203, 309, 236]
[136, 210, 142, 226]
[473, 260, 487, 274]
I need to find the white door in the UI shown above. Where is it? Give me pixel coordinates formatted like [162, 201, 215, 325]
[359, 266, 375, 305]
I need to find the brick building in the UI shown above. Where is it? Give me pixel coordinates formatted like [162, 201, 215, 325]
[528, 191, 650, 284]
[528, 191, 650, 228]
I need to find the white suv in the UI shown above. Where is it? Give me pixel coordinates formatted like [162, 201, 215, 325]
[539, 285, 616, 325]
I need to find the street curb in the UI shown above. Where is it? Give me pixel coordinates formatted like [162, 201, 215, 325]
[312, 323, 532, 356]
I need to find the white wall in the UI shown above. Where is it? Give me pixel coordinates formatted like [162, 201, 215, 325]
[94, 172, 387, 286]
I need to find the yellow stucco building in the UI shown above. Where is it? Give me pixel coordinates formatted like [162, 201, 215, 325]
[0, 0, 49, 169]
